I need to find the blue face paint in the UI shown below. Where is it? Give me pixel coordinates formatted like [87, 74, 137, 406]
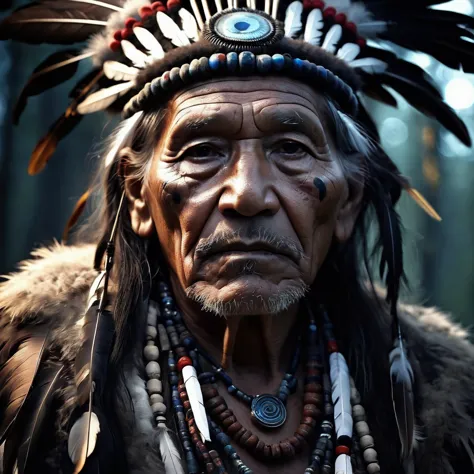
[313, 177, 326, 202]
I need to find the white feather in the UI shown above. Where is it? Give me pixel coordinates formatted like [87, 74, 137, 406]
[284, 1, 303, 38]
[158, 429, 186, 474]
[264, 0, 270, 14]
[214, 0, 223, 12]
[179, 8, 199, 41]
[182, 365, 211, 443]
[322, 24, 342, 53]
[335, 453, 353, 474]
[304, 8, 324, 46]
[121, 39, 148, 68]
[330, 352, 353, 440]
[350, 57, 388, 73]
[156, 12, 190, 47]
[68, 0, 123, 11]
[271, 0, 281, 22]
[189, 0, 204, 28]
[68, 412, 101, 468]
[201, 0, 212, 20]
[104, 111, 143, 167]
[103, 61, 139, 81]
[133, 27, 165, 59]
[336, 43, 360, 62]
[77, 81, 134, 114]
[357, 20, 387, 37]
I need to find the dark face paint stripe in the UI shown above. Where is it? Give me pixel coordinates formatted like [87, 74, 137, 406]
[313, 177, 326, 202]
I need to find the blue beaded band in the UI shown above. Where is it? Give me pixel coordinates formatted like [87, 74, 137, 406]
[123, 51, 358, 119]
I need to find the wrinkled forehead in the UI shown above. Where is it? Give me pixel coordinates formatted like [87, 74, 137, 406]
[164, 76, 329, 139]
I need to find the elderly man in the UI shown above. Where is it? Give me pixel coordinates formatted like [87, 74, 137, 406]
[1, 1, 474, 474]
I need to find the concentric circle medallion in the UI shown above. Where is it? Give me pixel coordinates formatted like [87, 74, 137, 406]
[251, 394, 287, 429]
[203, 8, 283, 50]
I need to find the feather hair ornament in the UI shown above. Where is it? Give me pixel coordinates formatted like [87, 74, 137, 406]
[350, 57, 388, 74]
[120, 39, 149, 68]
[284, 1, 303, 38]
[321, 24, 342, 54]
[157, 429, 186, 474]
[76, 81, 134, 114]
[133, 26, 165, 59]
[329, 352, 353, 440]
[335, 453, 353, 474]
[66, 0, 124, 12]
[188, 0, 204, 29]
[178, 8, 200, 42]
[156, 11, 190, 47]
[337, 43, 360, 62]
[181, 365, 211, 443]
[103, 60, 139, 81]
[63, 189, 92, 242]
[304, 8, 324, 46]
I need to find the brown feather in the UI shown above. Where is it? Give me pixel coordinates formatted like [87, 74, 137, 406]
[63, 189, 91, 242]
[405, 187, 442, 221]
[28, 112, 83, 175]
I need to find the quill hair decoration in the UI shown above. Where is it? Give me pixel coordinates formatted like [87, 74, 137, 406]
[182, 365, 211, 442]
[284, 1, 303, 38]
[156, 428, 186, 474]
[329, 352, 352, 439]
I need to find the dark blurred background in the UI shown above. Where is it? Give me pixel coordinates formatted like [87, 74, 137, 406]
[1, 1, 473, 326]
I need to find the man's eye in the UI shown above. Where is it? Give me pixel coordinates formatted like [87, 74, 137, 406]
[185, 144, 221, 160]
[275, 141, 307, 155]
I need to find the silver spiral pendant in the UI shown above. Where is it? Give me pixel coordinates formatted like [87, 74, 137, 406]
[250, 394, 287, 429]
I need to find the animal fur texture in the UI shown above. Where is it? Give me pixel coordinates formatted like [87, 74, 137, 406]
[1, 243, 474, 473]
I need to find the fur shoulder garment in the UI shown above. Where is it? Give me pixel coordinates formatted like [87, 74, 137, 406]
[0, 244, 473, 474]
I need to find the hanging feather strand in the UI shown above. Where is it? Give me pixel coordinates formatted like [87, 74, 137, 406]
[76, 81, 134, 114]
[181, 365, 211, 443]
[304, 8, 324, 45]
[63, 189, 91, 242]
[157, 429, 186, 474]
[321, 24, 342, 53]
[284, 1, 303, 38]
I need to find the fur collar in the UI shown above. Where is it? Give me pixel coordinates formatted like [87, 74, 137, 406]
[1, 244, 473, 474]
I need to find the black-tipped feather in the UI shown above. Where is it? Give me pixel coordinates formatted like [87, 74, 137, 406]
[380, 72, 472, 146]
[17, 363, 66, 474]
[69, 68, 102, 99]
[0, 4, 107, 44]
[0, 325, 50, 444]
[13, 49, 85, 124]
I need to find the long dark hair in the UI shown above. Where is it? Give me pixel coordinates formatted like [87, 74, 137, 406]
[85, 95, 406, 473]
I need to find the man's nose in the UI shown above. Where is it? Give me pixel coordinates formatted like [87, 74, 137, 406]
[218, 141, 280, 218]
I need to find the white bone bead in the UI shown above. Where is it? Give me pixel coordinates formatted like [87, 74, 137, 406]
[363, 448, 378, 464]
[150, 394, 164, 404]
[147, 378, 163, 395]
[144, 345, 159, 361]
[146, 361, 161, 378]
[360, 434, 374, 450]
[151, 402, 167, 415]
[146, 325, 157, 341]
[355, 421, 370, 437]
[147, 301, 159, 326]
[350, 387, 361, 404]
[352, 404, 366, 422]
[158, 324, 170, 351]
[367, 463, 381, 473]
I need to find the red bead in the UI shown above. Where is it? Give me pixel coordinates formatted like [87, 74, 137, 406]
[312, 0, 325, 8]
[151, 1, 164, 10]
[323, 7, 336, 17]
[356, 38, 367, 48]
[167, 0, 181, 9]
[336, 445, 351, 455]
[335, 13, 346, 24]
[121, 28, 132, 40]
[109, 40, 121, 52]
[113, 30, 122, 41]
[328, 340, 338, 353]
[303, 0, 311, 9]
[141, 11, 153, 21]
[177, 356, 192, 371]
[345, 21, 357, 34]
[133, 22, 143, 29]
[139, 6, 153, 17]
[124, 17, 137, 28]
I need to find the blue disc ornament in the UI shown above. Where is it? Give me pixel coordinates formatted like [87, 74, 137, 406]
[204, 9, 283, 50]
[251, 394, 287, 429]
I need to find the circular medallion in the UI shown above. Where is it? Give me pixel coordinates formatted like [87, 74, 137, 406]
[251, 394, 287, 429]
[203, 8, 284, 51]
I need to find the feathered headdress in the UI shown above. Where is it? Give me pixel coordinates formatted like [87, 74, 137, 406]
[1, 0, 474, 471]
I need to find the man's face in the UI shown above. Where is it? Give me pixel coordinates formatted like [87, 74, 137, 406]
[128, 77, 361, 315]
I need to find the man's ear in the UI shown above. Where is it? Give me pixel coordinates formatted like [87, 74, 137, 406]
[121, 150, 154, 238]
[334, 171, 364, 243]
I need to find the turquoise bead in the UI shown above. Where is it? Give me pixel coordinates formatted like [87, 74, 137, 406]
[209, 53, 222, 71]
[226, 52, 238, 73]
[293, 58, 304, 72]
[239, 51, 255, 73]
[272, 53, 285, 71]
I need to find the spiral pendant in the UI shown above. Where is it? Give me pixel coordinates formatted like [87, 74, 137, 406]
[250, 394, 287, 429]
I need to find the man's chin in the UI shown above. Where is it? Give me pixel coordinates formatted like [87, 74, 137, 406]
[185, 277, 309, 317]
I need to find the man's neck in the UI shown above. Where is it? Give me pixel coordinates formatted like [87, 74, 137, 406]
[169, 275, 301, 380]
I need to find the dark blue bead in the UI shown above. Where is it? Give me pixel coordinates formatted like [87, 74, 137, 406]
[186, 452, 200, 474]
[256, 54, 272, 73]
[288, 377, 297, 392]
[302, 59, 312, 75]
[293, 58, 304, 72]
[235, 390, 246, 399]
[224, 445, 235, 455]
[226, 52, 238, 73]
[272, 53, 285, 71]
[150, 77, 161, 96]
[183, 336, 195, 348]
[170, 375, 179, 385]
[162, 296, 173, 304]
[228, 385, 237, 394]
[209, 53, 221, 71]
[309, 324, 317, 332]
[317, 65, 328, 81]
[239, 51, 255, 73]
[217, 432, 230, 445]
[216, 370, 233, 386]
[165, 319, 174, 327]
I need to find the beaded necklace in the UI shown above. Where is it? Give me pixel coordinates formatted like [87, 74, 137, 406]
[143, 282, 381, 474]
